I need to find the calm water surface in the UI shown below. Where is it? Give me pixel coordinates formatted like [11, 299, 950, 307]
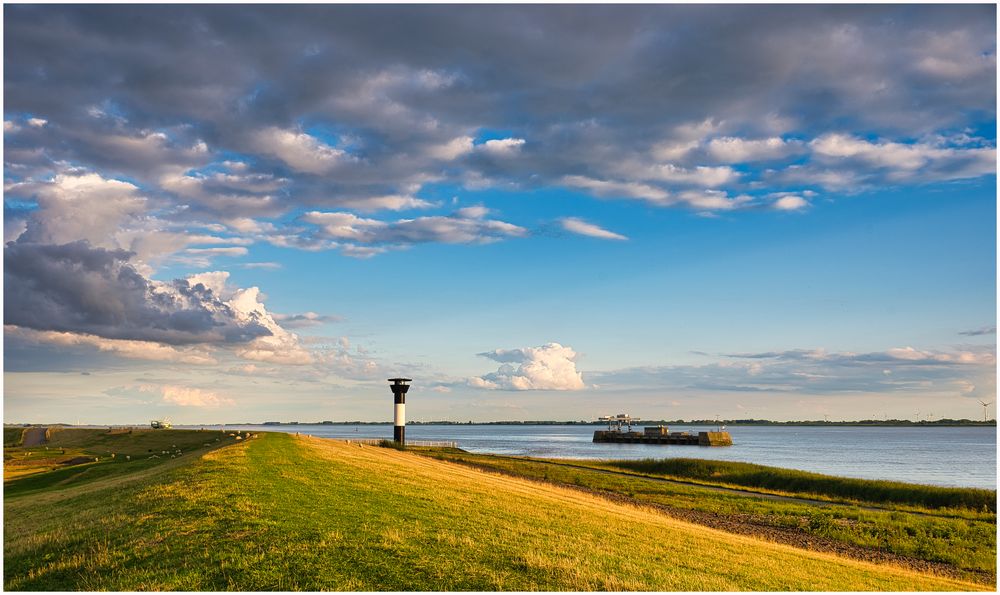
[186, 424, 996, 490]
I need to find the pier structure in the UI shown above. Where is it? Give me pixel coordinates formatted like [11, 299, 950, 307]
[388, 378, 411, 445]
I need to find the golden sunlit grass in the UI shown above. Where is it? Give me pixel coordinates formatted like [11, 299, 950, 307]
[4, 432, 989, 591]
[419, 448, 996, 579]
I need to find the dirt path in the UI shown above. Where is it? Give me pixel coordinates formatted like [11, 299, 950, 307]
[20, 427, 47, 447]
[438, 455, 994, 586]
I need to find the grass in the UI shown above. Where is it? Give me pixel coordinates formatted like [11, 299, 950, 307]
[604, 457, 997, 512]
[419, 449, 997, 581]
[4, 431, 990, 591]
[3, 427, 249, 489]
[3, 427, 25, 447]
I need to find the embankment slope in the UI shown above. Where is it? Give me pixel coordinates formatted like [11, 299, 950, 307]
[3, 432, 986, 591]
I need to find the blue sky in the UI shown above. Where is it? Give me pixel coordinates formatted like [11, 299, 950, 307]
[3, 5, 996, 424]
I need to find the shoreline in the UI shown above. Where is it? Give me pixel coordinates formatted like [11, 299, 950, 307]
[6, 420, 997, 428]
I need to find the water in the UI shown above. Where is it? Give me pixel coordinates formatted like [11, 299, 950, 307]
[182, 423, 997, 490]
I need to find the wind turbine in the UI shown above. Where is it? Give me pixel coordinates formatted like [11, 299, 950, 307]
[978, 400, 993, 422]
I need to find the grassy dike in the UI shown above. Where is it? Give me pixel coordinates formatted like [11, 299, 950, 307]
[4, 431, 989, 591]
[421, 450, 996, 582]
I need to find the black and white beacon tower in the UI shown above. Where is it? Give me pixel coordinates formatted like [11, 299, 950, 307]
[388, 378, 411, 445]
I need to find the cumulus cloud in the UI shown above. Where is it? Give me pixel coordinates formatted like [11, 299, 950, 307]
[806, 133, 996, 185]
[771, 195, 809, 211]
[249, 127, 351, 174]
[478, 138, 525, 156]
[471, 342, 586, 390]
[2, 242, 317, 367]
[428, 136, 474, 160]
[7, 171, 145, 246]
[559, 217, 628, 241]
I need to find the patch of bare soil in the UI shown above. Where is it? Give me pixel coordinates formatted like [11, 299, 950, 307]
[21, 427, 47, 447]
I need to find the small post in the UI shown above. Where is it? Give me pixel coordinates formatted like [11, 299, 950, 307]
[388, 378, 411, 446]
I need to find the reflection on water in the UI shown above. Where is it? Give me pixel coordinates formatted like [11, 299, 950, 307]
[181, 423, 997, 489]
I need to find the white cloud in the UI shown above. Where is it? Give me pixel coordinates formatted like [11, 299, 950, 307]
[561, 175, 670, 204]
[184, 272, 314, 365]
[651, 139, 700, 161]
[472, 342, 586, 390]
[650, 118, 724, 160]
[175, 246, 250, 267]
[810, 133, 996, 174]
[707, 137, 802, 163]
[27, 117, 48, 128]
[428, 136, 474, 160]
[184, 246, 249, 257]
[559, 217, 627, 241]
[223, 218, 276, 234]
[676, 190, 752, 211]
[639, 163, 739, 187]
[478, 138, 525, 155]
[329, 194, 436, 213]
[249, 127, 350, 174]
[160, 385, 235, 408]
[772, 195, 809, 211]
[302, 208, 528, 252]
[9, 171, 145, 247]
[241, 262, 283, 270]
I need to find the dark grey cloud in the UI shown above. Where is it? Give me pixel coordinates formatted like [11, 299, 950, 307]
[3, 240, 272, 345]
[959, 326, 997, 337]
[272, 312, 342, 329]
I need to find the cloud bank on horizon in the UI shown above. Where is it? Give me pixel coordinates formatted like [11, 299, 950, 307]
[3, 5, 996, 422]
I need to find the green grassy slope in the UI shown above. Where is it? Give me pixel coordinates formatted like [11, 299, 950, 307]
[3, 428, 242, 493]
[605, 458, 996, 511]
[419, 449, 996, 581]
[4, 433, 988, 591]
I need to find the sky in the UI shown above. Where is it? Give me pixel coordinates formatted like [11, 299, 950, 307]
[3, 5, 997, 425]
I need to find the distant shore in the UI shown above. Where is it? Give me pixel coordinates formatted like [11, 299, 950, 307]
[7, 419, 995, 428]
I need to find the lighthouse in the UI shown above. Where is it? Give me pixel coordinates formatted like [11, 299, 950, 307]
[388, 378, 411, 445]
